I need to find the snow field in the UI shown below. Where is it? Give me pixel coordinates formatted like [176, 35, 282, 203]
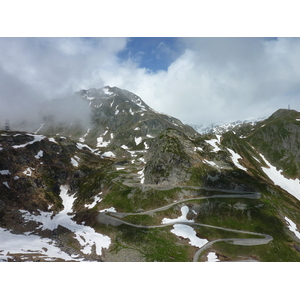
[259, 153, 300, 201]
[0, 227, 79, 262]
[18, 186, 111, 258]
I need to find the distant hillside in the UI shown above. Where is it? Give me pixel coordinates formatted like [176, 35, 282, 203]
[1, 88, 300, 262]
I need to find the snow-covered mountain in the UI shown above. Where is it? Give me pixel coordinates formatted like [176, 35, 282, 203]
[1, 87, 300, 262]
[188, 117, 267, 135]
[36, 86, 198, 152]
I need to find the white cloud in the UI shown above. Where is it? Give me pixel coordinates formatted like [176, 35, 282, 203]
[116, 38, 300, 125]
[1, 37, 300, 128]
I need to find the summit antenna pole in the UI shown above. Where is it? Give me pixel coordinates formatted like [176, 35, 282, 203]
[5, 119, 10, 131]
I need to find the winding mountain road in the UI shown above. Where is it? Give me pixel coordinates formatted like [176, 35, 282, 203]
[97, 188, 273, 262]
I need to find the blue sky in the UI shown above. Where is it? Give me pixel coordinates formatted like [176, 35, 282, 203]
[118, 37, 182, 72]
[1, 37, 300, 127]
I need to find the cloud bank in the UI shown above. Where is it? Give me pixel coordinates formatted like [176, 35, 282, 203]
[1, 37, 300, 129]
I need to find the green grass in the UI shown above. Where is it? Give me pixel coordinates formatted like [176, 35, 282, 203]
[115, 225, 190, 261]
[212, 239, 300, 262]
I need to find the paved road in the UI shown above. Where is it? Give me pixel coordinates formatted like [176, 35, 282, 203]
[99, 172, 270, 261]
[98, 206, 273, 262]
[107, 192, 261, 219]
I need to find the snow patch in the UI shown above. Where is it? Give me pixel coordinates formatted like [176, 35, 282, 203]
[116, 167, 125, 170]
[20, 186, 111, 256]
[227, 148, 247, 171]
[97, 130, 111, 147]
[206, 252, 220, 262]
[138, 167, 145, 184]
[23, 167, 34, 176]
[100, 207, 117, 213]
[171, 224, 208, 248]
[34, 123, 44, 134]
[12, 134, 46, 149]
[162, 206, 194, 224]
[259, 153, 300, 200]
[48, 137, 58, 144]
[194, 146, 203, 152]
[85, 193, 103, 209]
[205, 137, 221, 152]
[135, 137, 142, 145]
[103, 87, 114, 96]
[76, 142, 100, 156]
[79, 128, 90, 143]
[0, 227, 79, 262]
[203, 159, 218, 168]
[139, 157, 146, 164]
[102, 151, 115, 158]
[0, 170, 11, 175]
[285, 217, 300, 239]
[2, 182, 10, 189]
[35, 150, 43, 159]
[71, 156, 79, 167]
[97, 137, 111, 147]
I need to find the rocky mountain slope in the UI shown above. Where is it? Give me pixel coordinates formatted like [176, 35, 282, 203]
[1, 87, 300, 262]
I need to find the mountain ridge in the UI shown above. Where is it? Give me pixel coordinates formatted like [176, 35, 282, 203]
[1, 87, 300, 262]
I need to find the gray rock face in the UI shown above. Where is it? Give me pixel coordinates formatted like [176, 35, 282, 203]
[246, 109, 300, 178]
[144, 129, 194, 185]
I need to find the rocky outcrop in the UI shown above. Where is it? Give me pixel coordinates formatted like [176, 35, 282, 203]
[246, 109, 300, 178]
[144, 128, 201, 185]
[0, 131, 110, 215]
